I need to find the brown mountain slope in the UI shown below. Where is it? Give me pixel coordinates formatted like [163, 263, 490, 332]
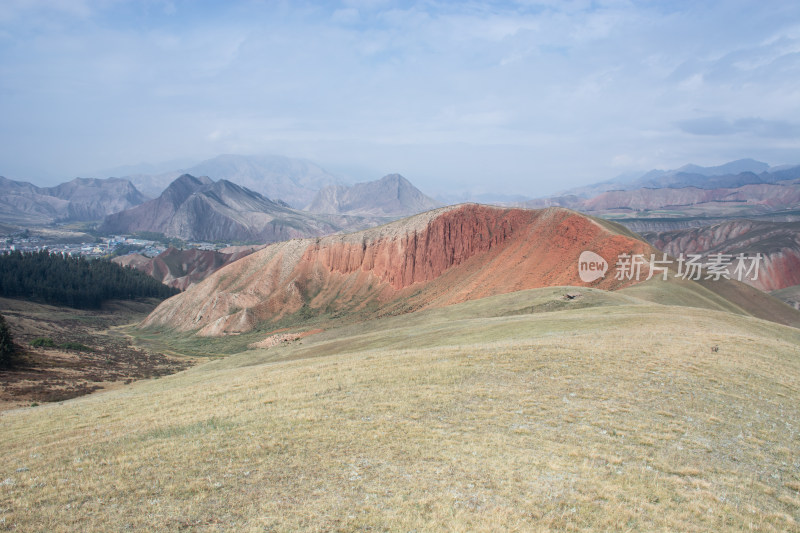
[140, 204, 660, 336]
[112, 246, 265, 290]
[772, 285, 800, 310]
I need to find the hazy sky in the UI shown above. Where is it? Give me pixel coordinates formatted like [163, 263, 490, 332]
[1, 0, 799, 197]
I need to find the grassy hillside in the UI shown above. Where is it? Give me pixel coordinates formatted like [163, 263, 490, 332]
[773, 284, 800, 310]
[620, 275, 800, 329]
[1, 288, 799, 531]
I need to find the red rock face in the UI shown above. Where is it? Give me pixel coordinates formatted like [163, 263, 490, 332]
[303, 205, 518, 290]
[752, 249, 800, 292]
[141, 205, 658, 336]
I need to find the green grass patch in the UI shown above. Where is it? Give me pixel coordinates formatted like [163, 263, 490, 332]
[138, 416, 237, 441]
[30, 337, 93, 352]
[30, 337, 56, 348]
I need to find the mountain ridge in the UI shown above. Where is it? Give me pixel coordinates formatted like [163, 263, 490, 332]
[101, 174, 379, 243]
[0, 176, 147, 225]
[113, 246, 265, 290]
[560, 159, 785, 198]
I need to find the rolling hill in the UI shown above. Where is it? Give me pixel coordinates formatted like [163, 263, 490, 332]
[772, 284, 800, 310]
[2, 284, 800, 530]
[3, 201, 800, 531]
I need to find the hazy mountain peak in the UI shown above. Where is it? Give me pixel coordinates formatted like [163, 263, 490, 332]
[674, 158, 769, 177]
[306, 174, 440, 217]
[120, 154, 345, 206]
[161, 174, 214, 208]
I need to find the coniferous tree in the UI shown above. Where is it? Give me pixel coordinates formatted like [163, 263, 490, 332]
[0, 313, 17, 368]
[0, 250, 179, 309]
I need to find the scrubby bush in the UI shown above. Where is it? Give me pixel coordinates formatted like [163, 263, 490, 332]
[30, 337, 56, 348]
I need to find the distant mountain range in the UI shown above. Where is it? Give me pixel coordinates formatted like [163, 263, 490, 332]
[306, 174, 440, 216]
[121, 154, 346, 207]
[0, 176, 147, 225]
[523, 165, 800, 222]
[100, 174, 379, 243]
[0, 162, 442, 246]
[561, 159, 800, 197]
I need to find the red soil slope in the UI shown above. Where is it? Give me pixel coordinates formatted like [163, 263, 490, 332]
[140, 205, 658, 336]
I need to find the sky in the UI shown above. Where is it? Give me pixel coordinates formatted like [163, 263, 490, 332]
[1, 0, 799, 197]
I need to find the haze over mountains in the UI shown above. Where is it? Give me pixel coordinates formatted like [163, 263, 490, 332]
[522, 161, 800, 227]
[561, 159, 797, 197]
[100, 174, 375, 243]
[3, 154, 800, 307]
[306, 174, 440, 217]
[119, 154, 345, 207]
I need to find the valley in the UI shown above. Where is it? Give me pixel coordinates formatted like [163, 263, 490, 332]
[0, 297, 193, 411]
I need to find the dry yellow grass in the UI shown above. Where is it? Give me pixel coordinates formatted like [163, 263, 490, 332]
[1, 288, 799, 531]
